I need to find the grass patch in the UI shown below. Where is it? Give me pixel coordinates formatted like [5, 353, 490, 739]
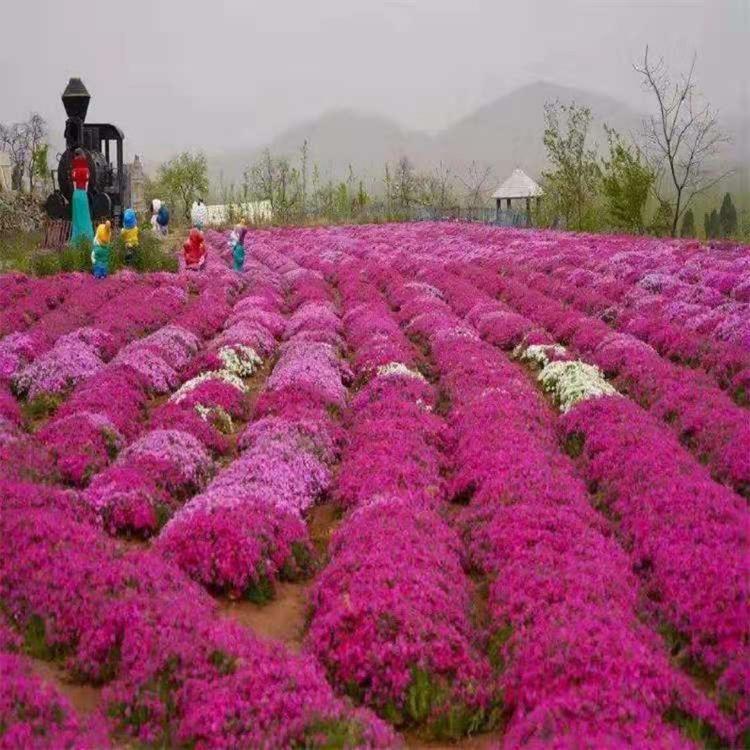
[22, 392, 63, 422]
[664, 707, 725, 749]
[0, 228, 178, 276]
[0, 231, 42, 274]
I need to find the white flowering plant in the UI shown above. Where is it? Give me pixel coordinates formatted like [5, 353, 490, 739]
[376, 362, 427, 382]
[170, 370, 247, 404]
[515, 343, 568, 368]
[538, 360, 619, 413]
[218, 345, 262, 378]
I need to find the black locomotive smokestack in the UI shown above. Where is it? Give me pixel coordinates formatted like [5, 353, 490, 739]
[62, 77, 90, 120]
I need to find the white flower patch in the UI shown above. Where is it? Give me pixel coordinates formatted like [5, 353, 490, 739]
[376, 362, 426, 382]
[538, 360, 619, 413]
[170, 369, 247, 404]
[217, 345, 262, 377]
[515, 343, 568, 368]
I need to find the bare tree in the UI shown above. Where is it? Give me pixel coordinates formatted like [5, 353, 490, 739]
[419, 161, 455, 216]
[0, 113, 48, 192]
[635, 47, 730, 237]
[0, 123, 30, 190]
[458, 161, 495, 210]
[390, 156, 420, 211]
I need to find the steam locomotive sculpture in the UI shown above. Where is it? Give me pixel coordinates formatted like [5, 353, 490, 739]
[44, 78, 125, 223]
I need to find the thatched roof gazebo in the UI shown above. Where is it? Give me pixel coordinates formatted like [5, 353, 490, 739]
[492, 168, 543, 225]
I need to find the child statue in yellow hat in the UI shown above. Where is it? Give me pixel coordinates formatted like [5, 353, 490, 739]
[92, 220, 112, 279]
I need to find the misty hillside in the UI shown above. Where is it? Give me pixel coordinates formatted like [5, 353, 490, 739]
[208, 80, 748, 191]
[210, 110, 432, 189]
[434, 81, 644, 176]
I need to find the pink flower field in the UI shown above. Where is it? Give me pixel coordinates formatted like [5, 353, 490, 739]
[0, 223, 748, 749]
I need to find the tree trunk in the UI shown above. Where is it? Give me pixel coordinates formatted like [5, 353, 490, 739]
[11, 163, 24, 191]
[671, 190, 682, 238]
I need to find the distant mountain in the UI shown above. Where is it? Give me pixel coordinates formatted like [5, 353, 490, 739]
[206, 81, 747, 191]
[434, 81, 643, 178]
[210, 109, 432, 188]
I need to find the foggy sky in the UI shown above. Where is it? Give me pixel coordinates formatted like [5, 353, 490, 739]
[1, 0, 747, 161]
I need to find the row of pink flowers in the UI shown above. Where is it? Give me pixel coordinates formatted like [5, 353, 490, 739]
[32, 277, 236, 490]
[385, 271, 730, 747]
[1, 242, 395, 747]
[158, 260, 346, 599]
[386, 232, 750, 501]
[473, 228, 750, 373]
[306, 262, 499, 739]
[1, 274, 188, 392]
[0, 636, 108, 749]
[481, 268, 750, 498]
[81, 267, 278, 535]
[0, 494, 393, 747]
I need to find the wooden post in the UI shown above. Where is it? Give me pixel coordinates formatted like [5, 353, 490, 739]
[495, 199, 500, 223]
[506, 198, 511, 211]
[526, 196, 531, 227]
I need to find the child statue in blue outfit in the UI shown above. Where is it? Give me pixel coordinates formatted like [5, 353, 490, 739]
[232, 226, 247, 272]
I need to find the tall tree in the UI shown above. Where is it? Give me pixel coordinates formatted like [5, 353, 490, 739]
[157, 151, 209, 219]
[680, 208, 695, 237]
[25, 114, 47, 194]
[542, 100, 601, 231]
[704, 208, 721, 239]
[719, 192, 738, 238]
[649, 198, 674, 237]
[634, 47, 730, 237]
[299, 140, 309, 218]
[420, 161, 455, 217]
[600, 125, 655, 233]
[390, 156, 420, 211]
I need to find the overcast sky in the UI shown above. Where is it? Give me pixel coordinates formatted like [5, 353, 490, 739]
[1, 0, 747, 160]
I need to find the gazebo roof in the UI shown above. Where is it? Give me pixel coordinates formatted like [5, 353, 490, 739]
[492, 168, 543, 199]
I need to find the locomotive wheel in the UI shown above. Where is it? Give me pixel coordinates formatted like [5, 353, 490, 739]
[91, 192, 112, 220]
[44, 191, 69, 220]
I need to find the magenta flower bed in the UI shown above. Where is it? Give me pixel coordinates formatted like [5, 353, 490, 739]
[453, 263, 750, 497]
[561, 395, 749, 726]
[158, 285, 344, 598]
[0, 652, 109, 749]
[37, 411, 124, 486]
[305, 272, 499, 740]
[389, 268, 733, 745]
[0, 506, 394, 748]
[1, 223, 748, 747]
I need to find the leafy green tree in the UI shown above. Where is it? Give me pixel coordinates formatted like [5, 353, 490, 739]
[157, 151, 209, 219]
[704, 208, 721, 239]
[31, 144, 50, 193]
[542, 101, 601, 231]
[680, 208, 695, 237]
[719, 192, 738, 238]
[649, 199, 674, 236]
[600, 125, 655, 233]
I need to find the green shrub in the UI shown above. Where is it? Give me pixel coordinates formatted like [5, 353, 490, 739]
[29, 250, 61, 276]
[111, 228, 178, 273]
[58, 236, 91, 273]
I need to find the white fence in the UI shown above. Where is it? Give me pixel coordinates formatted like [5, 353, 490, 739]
[205, 201, 272, 226]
